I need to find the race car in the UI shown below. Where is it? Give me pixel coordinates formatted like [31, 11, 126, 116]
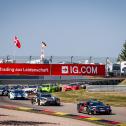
[31, 92, 60, 106]
[77, 99, 112, 115]
[8, 89, 28, 100]
[38, 83, 60, 93]
[22, 85, 38, 94]
[62, 83, 80, 91]
[0, 85, 10, 96]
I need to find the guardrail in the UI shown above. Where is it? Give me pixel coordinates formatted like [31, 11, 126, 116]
[87, 85, 126, 92]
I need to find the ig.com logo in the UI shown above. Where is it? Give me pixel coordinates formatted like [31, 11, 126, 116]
[61, 65, 98, 75]
[61, 66, 78, 74]
[61, 66, 69, 74]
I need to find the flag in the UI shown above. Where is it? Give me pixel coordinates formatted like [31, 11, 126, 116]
[14, 36, 21, 48]
[42, 41, 47, 48]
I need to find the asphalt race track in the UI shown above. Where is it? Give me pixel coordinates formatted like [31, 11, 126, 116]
[0, 96, 126, 124]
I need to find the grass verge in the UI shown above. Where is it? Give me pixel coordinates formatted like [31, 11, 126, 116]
[53, 89, 126, 107]
[119, 79, 126, 85]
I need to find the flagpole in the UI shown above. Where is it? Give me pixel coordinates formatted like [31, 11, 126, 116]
[40, 42, 47, 64]
[12, 36, 16, 63]
[13, 46, 16, 63]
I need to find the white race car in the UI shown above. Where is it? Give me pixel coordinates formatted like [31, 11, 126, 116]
[23, 85, 38, 94]
[31, 92, 60, 106]
[8, 89, 28, 100]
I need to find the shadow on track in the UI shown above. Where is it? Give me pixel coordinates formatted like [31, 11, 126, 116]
[0, 120, 59, 125]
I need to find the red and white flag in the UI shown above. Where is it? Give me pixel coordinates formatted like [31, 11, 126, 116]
[14, 36, 21, 48]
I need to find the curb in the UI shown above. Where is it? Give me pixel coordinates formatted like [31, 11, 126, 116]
[0, 105, 126, 126]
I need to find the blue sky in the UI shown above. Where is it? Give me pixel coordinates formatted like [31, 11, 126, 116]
[0, 0, 126, 58]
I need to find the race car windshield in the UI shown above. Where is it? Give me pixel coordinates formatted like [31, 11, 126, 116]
[90, 102, 104, 106]
[42, 85, 49, 87]
[0, 86, 8, 90]
[0, 86, 5, 90]
[28, 86, 37, 88]
[40, 94, 51, 97]
[12, 90, 24, 94]
[68, 84, 77, 86]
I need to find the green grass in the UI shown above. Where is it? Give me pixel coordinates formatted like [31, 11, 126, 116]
[53, 89, 126, 107]
[119, 79, 126, 85]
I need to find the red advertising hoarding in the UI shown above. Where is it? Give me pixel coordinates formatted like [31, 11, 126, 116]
[52, 64, 105, 76]
[0, 63, 105, 76]
[0, 64, 50, 76]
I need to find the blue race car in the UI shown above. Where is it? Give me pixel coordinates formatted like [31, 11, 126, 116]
[77, 99, 112, 115]
[8, 89, 28, 100]
[0, 85, 10, 96]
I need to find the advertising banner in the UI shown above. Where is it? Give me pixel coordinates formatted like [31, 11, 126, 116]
[0, 63, 105, 76]
[52, 64, 105, 76]
[0, 64, 50, 75]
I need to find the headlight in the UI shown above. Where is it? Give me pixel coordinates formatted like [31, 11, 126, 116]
[41, 98, 47, 101]
[23, 93, 28, 97]
[10, 93, 14, 96]
[92, 107, 96, 110]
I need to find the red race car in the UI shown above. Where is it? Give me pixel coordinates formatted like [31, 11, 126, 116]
[62, 83, 80, 91]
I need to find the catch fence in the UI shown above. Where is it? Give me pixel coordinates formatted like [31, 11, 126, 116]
[0, 55, 117, 64]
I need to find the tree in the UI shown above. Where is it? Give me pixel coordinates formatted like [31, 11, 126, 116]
[118, 41, 126, 61]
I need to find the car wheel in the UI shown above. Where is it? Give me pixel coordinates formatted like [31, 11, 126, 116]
[38, 100, 41, 106]
[91, 111, 95, 115]
[2, 91, 6, 96]
[2, 92, 4, 96]
[77, 109, 81, 113]
[57, 103, 60, 106]
[4, 91, 8, 96]
[31, 98, 35, 104]
[107, 111, 112, 115]
[87, 108, 91, 115]
[9, 96, 14, 100]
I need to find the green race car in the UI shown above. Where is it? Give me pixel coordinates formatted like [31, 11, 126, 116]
[38, 83, 60, 93]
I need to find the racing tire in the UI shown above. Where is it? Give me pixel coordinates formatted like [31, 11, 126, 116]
[107, 111, 112, 115]
[38, 100, 41, 106]
[77, 109, 81, 113]
[87, 108, 91, 115]
[31, 98, 35, 105]
[9, 97, 14, 100]
[91, 111, 95, 115]
[56, 103, 60, 106]
[2, 91, 7, 96]
[2, 92, 4, 96]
